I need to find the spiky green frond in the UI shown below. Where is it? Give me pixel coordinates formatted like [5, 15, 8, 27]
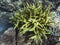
[10, 2, 54, 44]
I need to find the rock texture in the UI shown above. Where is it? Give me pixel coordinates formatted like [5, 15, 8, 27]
[0, 27, 15, 45]
[0, 11, 13, 34]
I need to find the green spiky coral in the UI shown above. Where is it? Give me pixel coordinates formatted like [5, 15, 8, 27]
[10, 3, 54, 44]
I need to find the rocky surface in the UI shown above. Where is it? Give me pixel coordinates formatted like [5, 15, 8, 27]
[0, 27, 32, 45]
[0, 11, 13, 34]
[0, 27, 15, 45]
[57, 5, 60, 11]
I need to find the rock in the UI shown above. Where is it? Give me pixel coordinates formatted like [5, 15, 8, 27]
[16, 32, 33, 45]
[49, 11, 60, 36]
[57, 5, 60, 11]
[0, 0, 22, 12]
[0, 11, 13, 34]
[0, 27, 32, 45]
[56, 42, 60, 45]
[0, 27, 15, 45]
[4, 27, 15, 36]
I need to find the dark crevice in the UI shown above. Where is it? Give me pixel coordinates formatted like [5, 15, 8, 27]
[0, 7, 13, 12]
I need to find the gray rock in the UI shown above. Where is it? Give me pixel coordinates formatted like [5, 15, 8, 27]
[0, 11, 13, 33]
[4, 27, 15, 36]
[49, 11, 60, 36]
[56, 42, 60, 45]
[0, 27, 32, 45]
[0, 27, 15, 45]
[57, 5, 60, 11]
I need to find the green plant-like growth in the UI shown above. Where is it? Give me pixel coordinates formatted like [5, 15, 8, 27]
[10, 3, 54, 45]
